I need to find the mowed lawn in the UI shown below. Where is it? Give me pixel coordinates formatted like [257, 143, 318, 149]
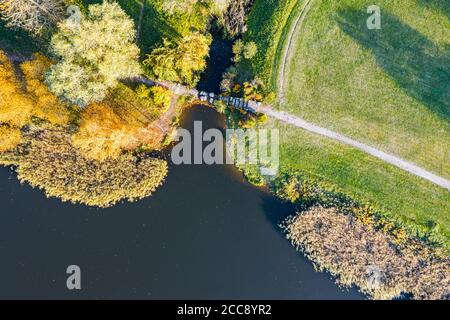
[282, 0, 449, 177]
[277, 120, 450, 240]
[246, 0, 450, 242]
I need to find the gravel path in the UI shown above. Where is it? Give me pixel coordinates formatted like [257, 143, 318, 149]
[271, 0, 450, 190]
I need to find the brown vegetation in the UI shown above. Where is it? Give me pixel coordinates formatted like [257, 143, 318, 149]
[285, 207, 450, 300]
[11, 127, 168, 208]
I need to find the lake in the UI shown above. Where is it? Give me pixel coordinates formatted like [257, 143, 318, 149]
[0, 105, 363, 299]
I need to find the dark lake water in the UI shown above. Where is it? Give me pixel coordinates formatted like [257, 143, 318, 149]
[0, 105, 364, 299]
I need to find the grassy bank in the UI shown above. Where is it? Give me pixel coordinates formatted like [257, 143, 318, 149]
[244, 0, 299, 88]
[277, 121, 450, 243]
[244, 0, 450, 244]
[282, 0, 449, 177]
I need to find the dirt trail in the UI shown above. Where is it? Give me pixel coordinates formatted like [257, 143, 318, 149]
[271, 0, 450, 190]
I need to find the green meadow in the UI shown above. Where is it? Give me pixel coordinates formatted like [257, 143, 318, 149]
[246, 0, 450, 241]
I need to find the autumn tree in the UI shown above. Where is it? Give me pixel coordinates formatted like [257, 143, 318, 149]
[46, 1, 141, 107]
[0, 125, 21, 152]
[143, 32, 211, 87]
[72, 102, 138, 161]
[232, 39, 257, 62]
[0, 0, 66, 35]
[21, 53, 70, 125]
[0, 51, 71, 153]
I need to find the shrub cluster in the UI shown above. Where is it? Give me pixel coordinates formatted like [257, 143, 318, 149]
[285, 207, 450, 300]
[274, 173, 449, 253]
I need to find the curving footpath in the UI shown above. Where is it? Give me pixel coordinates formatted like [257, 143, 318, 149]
[255, 105, 450, 190]
[270, 0, 450, 190]
[278, 0, 313, 105]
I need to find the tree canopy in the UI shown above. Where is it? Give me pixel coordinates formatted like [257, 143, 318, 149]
[143, 32, 211, 87]
[0, 0, 66, 35]
[46, 1, 141, 107]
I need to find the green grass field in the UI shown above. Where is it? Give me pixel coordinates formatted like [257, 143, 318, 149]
[246, 0, 450, 241]
[277, 120, 450, 240]
[282, 0, 450, 177]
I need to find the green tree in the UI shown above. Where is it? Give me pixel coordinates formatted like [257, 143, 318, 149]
[46, 1, 141, 107]
[243, 41, 257, 59]
[232, 39, 244, 62]
[143, 32, 211, 87]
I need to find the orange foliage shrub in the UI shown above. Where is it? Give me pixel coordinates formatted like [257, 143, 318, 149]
[72, 84, 173, 162]
[0, 125, 22, 152]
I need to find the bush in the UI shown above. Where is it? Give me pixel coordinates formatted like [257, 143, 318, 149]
[150, 86, 172, 111]
[213, 100, 227, 114]
[243, 41, 257, 59]
[14, 128, 168, 208]
[285, 207, 450, 300]
[135, 84, 171, 111]
[143, 32, 211, 87]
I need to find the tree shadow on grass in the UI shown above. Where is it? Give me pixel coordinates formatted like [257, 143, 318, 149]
[336, 9, 450, 122]
[416, 0, 450, 20]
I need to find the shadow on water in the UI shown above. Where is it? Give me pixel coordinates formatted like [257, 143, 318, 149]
[336, 9, 450, 122]
[197, 28, 234, 94]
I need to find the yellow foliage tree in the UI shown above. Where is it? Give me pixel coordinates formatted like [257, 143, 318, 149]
[0, 51, 34, 128]
[144, 32, 211, 86]
[72, 103, 141, 162]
